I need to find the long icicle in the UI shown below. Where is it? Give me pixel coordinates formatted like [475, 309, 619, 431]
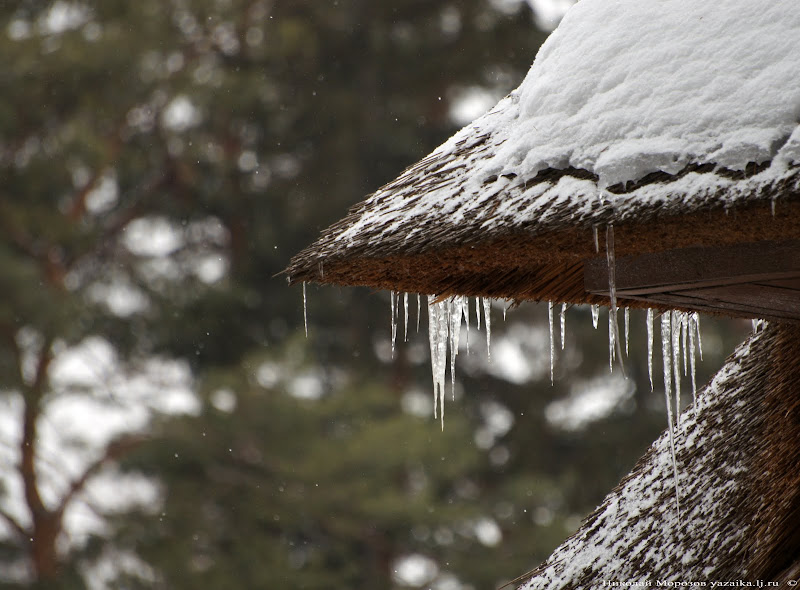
[476, 297, 482, 331]
[647, 308, 654, 391]
[463, 297, 470, 354]
[427, 297, 440, 420]
[694, 312, 703, 361]
[483, 298, 492, 362]
[672, 311, 682, 423]
[404, 292, 409, 343]
[448, 296, 463, 401]
[303, 282, 308, 338]
[624, 307, 630, 357]
[391, 291, 397, 359]
[681, 313, 688, 376]
[548, 301, 555, 385]
[560, 303, 567, 351]
[689, 312, 698, 409]
[427, 296, 449, 430]
[661, 312, 681, 516]
[606, 225, 625, 376]
[608, 307, 615, 371]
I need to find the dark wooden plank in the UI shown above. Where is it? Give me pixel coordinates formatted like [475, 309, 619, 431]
[690, 283, 800, 314]
[620, 290, 800, 323]
[585, 239, 800, 295]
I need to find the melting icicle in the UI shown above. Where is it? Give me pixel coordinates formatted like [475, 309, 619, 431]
[671, 311, 682, 422]
[503, 300, 507, 321]
[548, 301, 555, 385]
[483, 297, 492, 362]
[606, 226, 625, 375]
[403, 293, 409, 342]
[416, 293, 421, 333]
[391, 291, 397, 359]
[689, 312, 697, 407]
[560, 303, 567, 351]
[646, 309, 654, 391]
[593, 225, 599, 253]
[427, 296, 449, 429]
[693, 312, 703, 361]
[608, 310, 615, 371]
[462, 297, 470, 354]
[591, 304, 600, 329]
[475, 297, 481, 331]
[681, 313, 688, 376]
[303, 282, 308, 338]
[661, 313, 673, 425]
[661, 312, 681, 515]
[624, 308, 630, 357]
[448, 297, 463, 401]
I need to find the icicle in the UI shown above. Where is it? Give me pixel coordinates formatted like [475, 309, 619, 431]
[448, 297, 463, 401]
[608, 310, 615, 372]
[681, 313, 688, 376]
[671, 311, 682, 421]
[404, 293, 409, 343]
[475, 297, 481, 331]
[427, 296, 449, 429]
[548, 301, 555, 385]
[503, 300, 507, 321]
[462, 297, 470, 354]
[693, 312, 703, 361]
[483, 297, 492, 362]
[591, 304, 600, 329]
[593, 225, 599, 252]
[689, 312, 697, 407]
[391, 291, 397, 359]
[624, 308, 630, 357]
[560, 303, 567, 351]
[416, 294, 421, 333]
[661, 313, 673, 425]
[771, 198, 776, 216]
[646, 309, 654, 391]
[302, 282, 308, 338]
[605, 225, 625, 376]
[661, 312, 681, 515]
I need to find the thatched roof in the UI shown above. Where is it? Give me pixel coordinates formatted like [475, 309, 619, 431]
[286, 0, 800, 317]
[516, 322, 800, 587]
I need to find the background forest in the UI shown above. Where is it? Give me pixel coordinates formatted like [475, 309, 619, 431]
[0, 1, 750, 589]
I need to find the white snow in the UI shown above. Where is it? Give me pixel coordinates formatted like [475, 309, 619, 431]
[507, 0, 800, 187]
[332, 0, 800, 248]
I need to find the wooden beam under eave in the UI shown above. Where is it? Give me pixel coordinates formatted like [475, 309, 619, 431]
[584, 239, 800, 322]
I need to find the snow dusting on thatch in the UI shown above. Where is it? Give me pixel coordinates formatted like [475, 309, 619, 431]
[286, 0, 800, 303]
[518, 322, 800, 586]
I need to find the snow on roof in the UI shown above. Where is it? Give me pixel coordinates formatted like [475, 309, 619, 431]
[518, 323, 783, 586]
[287, 0, 800, 303]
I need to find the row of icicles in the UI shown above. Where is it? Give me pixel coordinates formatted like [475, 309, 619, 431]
[300, 227, 709, 513]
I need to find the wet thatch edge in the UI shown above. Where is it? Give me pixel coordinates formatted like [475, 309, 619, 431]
[516, 323, 800, 587]
[286, 184, 800, 314]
